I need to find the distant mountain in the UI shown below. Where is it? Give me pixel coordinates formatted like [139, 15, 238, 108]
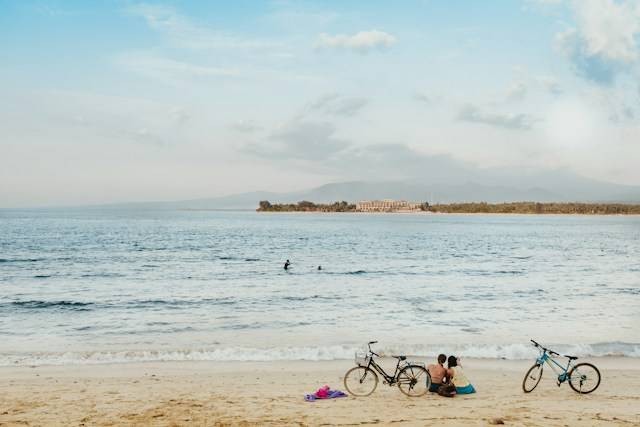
[82, 162, 640, 210]
[95, 175, 640, 211]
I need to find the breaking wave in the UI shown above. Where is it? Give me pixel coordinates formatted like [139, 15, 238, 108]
[2, 342, 638, 367]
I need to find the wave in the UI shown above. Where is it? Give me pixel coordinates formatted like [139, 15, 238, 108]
[324, 270, 372, 275]
[281, 295, 339, 302]
[463, 269, 524, 276]
[215, 256, 261, 262]
[0, 258, 43, 263]
[615, 287, 639, 295]
[4, 297, 237, 311]
[79, 273, 125, 278]
[2, 342, 638, 366]
[9, 300, 93, 310]
[121, 297, 238, 309]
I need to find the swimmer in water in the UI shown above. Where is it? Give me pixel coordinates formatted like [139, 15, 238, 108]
[317, 265, 322, 271]
[284, 259, 291, 270]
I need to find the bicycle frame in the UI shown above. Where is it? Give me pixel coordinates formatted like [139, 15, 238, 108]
[536, 350, 574, 382]
[365, 356, 405, 384]
[361, 341, 408, 384]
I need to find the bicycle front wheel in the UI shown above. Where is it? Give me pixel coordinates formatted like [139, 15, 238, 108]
[522, 364, 543, 393]
[568, 363, 601, 394]
[397, 365, 430, 397]
[344, 366, 378, 397]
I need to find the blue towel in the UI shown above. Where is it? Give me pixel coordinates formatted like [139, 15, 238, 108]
[304, 389, 348, 401]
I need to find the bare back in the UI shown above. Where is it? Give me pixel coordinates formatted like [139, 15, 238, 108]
[427, 363, 447, 384]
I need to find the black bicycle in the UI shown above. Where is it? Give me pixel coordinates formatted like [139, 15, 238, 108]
[343, 341, 431, 397]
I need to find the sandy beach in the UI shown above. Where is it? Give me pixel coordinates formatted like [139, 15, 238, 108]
[1, 357, 638, 426]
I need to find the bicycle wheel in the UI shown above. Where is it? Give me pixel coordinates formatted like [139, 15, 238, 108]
[344, 366, 378, 397]
[522, 364, 543, 393]
[568, 363, 601, 394]
[397, 365, 430, 397]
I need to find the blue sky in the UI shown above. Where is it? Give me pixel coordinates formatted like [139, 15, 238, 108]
[1, 0, 639, 206]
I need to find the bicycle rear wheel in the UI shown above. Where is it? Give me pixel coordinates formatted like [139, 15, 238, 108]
[344, 366, 378, 397]
[397, 365, 430, 397]
[568, 363, 601, 394]
[522, 364, 543, 393]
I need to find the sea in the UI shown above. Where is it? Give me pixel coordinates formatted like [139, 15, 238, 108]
[1, 208, 638, 366]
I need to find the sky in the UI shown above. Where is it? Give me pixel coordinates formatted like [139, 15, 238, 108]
[1, 0, 640, 207]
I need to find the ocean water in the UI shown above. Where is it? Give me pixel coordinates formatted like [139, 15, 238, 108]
[0, 208, 638, 366]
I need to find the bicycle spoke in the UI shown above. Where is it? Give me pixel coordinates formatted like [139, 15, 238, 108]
[568, 363, 601, 394]
[522, 364, 543, 393]
[397, 365, 429, 397]
[412, 369, 425, 379]
[344, 366, 378, 397]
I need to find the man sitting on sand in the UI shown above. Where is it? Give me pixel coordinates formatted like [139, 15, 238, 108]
[427, 354, 448, 392]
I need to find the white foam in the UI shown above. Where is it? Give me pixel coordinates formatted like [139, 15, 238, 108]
[1, 342, 638, 367]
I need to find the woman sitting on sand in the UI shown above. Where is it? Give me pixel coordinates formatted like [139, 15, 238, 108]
[446, 355, 476, 394]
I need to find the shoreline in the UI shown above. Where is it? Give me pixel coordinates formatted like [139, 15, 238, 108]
[2, 358, 639, 426]
[2, 354, 640, 369]
[256, 210, 640, 216]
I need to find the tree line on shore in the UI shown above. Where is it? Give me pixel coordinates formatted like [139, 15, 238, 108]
[257, 200, 640, 214]
[426, 202, 640, 214]
[257, 200, 356, 212]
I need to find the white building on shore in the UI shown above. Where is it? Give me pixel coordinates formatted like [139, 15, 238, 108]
[355, 199, 422, 212]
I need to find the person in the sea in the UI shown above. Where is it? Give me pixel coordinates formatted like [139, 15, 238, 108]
[317, 265, 322, 271]
[284, 259, 291, 270]
[446, 355, 476, 394]
[427, 354, 448, 392]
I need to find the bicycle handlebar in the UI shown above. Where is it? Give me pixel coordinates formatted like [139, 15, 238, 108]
[531, 339, 560, 356]
[367, 341, 380, 357]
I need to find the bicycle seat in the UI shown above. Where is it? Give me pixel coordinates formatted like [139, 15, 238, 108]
[392, 355, 407, 361]
[564, 355, 578, 360]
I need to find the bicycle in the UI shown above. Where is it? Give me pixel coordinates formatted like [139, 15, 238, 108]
[343, 341, 432, 397]
[522, 339, 601, 394]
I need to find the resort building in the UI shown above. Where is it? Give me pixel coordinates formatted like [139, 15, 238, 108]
[356, 199, 422, 212]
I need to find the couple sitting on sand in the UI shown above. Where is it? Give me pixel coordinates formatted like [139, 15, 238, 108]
[427, 354, 476, 396]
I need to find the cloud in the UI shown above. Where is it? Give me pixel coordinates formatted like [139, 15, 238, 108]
[306, 94, 369, 117]
[505, 81, 528, 102]
[457, 104, 535, 130]
[245, 120, 349, 160]
[116, 53, 238, 82]
[555, 0, 640, 84]
[556, 28, 619, 84]
[315, 30, 397, 53]
[331, 144, 475, 183]
[26, 90, 193, 147]
[230, 120, 262, 133]
[127, 3, 280, 51]
[414, 92, 434, 105]
[536, 76, 563, 95]
[242, 122, 476, 183]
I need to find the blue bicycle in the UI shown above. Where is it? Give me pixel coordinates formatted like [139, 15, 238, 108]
[523, 340, 601, 394]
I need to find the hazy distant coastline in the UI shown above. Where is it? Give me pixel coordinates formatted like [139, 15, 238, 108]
[257, 200, 640, 215]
